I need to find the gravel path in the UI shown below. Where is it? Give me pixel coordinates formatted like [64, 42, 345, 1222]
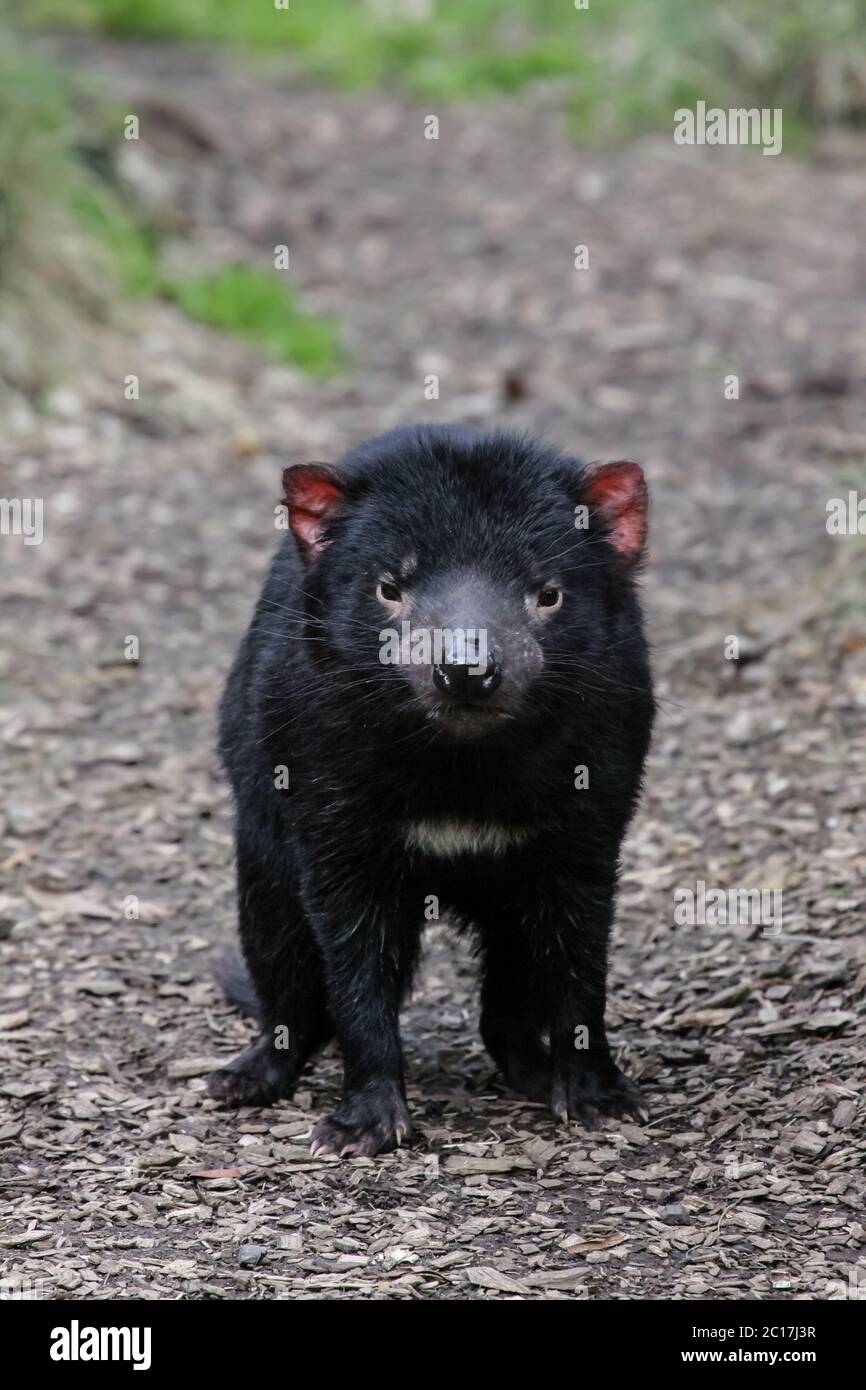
[1, 41, 864, 1300]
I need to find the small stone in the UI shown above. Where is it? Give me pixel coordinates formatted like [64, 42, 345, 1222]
[167, 1056, 225, 1078]
[832, 1099, 856, 1128]
[791, 1130, 826, 1158]
[657, 1204, 691, 1225]
[728, 1209, 767, 1233]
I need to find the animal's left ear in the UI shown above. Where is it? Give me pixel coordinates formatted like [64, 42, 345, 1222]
[281, 463, 348, 562]
[580, 460, 648, 567]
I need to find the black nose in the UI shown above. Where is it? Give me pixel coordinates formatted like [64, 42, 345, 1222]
[432, 655, 501, 702]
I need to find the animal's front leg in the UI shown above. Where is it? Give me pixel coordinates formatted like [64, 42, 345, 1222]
[477, 914, 550, 1103]
[538, 868, 644, 1126]
[303, 867, 422, 1158]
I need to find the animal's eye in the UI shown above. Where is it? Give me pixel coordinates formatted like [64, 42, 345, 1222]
[377, 580, 403, 604]
[537, 586, 562, 611]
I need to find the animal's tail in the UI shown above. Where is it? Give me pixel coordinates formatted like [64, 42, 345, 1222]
[216, 949, 261, 1021]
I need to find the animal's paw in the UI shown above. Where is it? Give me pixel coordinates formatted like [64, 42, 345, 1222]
[489, 1043, 551, 1105]
[207, 1037, 296, 1107]
[311, 1087, 413, 1159]
[551, 1061, 645, 1128]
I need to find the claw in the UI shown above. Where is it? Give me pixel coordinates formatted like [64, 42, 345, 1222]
[310, 1097, 413, 1160]
[310, 1140, 338, 1159]
[551, 1066, 642, 1126]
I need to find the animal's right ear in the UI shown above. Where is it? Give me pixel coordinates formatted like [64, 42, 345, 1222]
[281, 464, 348, 562]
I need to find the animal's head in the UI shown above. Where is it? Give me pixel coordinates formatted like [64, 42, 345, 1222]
[281, 427, 648, 741]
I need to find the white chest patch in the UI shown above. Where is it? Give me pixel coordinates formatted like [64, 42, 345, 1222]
[405, 819, 532, 858]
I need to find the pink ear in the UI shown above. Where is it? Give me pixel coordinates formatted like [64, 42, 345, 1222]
[581, 460, 648, 566]
[282, 464, 347, 559]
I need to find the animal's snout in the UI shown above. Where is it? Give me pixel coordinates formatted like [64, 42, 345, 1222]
[432, 652, 502, 702]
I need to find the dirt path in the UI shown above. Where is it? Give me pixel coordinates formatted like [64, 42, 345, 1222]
[1, 40, 864, 1300]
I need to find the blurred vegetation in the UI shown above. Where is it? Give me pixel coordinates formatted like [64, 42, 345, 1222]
[0, 38, 109, 391]
[3, 0, 866, 393]
[0, 13, 344, 391]
[73, 181, 343, 369]
[18, 0, 866, 136]
[165, 268, 343, 377]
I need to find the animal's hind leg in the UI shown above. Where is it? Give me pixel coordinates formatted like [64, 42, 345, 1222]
[208, 826, 332, 1106]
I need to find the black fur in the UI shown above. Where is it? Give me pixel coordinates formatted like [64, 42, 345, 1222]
[209, 425, 654, 1156]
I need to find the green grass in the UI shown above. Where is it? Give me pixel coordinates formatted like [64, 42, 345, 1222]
[0, 44, 73, 274]
[66, 178, 343, 372]
[0, 37, 109, 389]
[164, 266, 343, 375]
[68, 179, 162, 298]
[16, 0, 866, 136]
[0, 24, 343, 387]
[60, 182, 343, 373]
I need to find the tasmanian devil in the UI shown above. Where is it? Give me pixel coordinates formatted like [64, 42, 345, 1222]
[209, 424, 654, 1158]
